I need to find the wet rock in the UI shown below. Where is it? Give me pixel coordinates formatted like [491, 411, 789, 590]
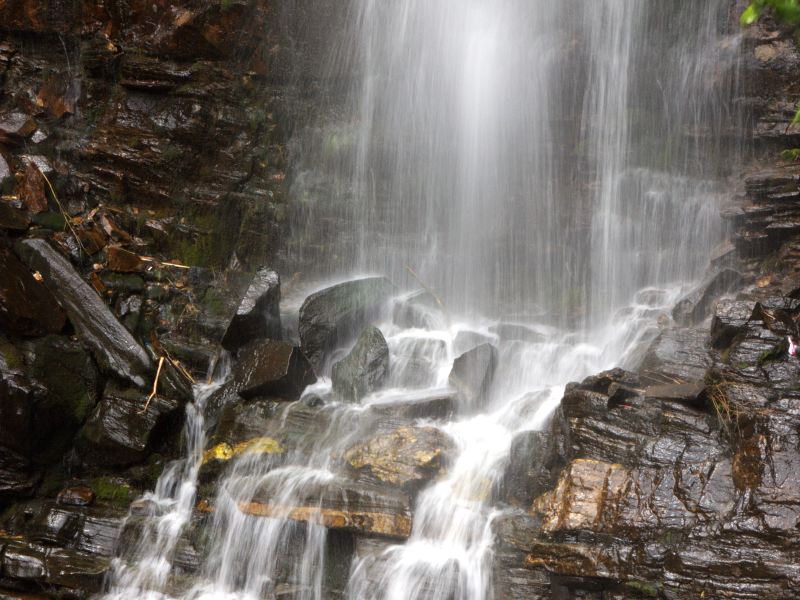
[76, 382, 180, 466]
[299, 277, 393, 370]
[452, 330, 495, 356]
[639, 327, 711, 385]
[45, 548, 108, 592]
[1, 541, 46, 581]
[221, 267, 282, 352]
[0, 153, 10, 181]
[106, 246, 145, 273]
[500, 430, 559, 508]
[365, 390, 457, 429]
[448, 343, 498, 409]
[710, 298, 753, 349]
[672, 269, 744, 326]
[57, 486, 95, 507]
[389, 336, 447, 388]
[18, 162, 48, 214]
[392, 290, 446, 330]
[199, 436, 285, 483]
[0, 112, 36, 145]
[645, 382, 706, 406]
[246, 478, 413, 539]
[343, 426, 455, 494]
[332, 326, 389, 402]
[0, 203, 30, 232]
[233, 339, 316, 400]
[15, 239, 153, 387]
[0, 248, 65, 337]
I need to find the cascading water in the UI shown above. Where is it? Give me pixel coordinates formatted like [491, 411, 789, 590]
[106, 1, 743, 599]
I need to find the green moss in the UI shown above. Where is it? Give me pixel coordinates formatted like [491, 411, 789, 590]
[145, 454, 165, 488]
[0, 176, 14, 195]
[625, 580, 662, 598]
[90, 477, 134, 507]
[31, 211, 67, 230]
[0, 338, 24, 371]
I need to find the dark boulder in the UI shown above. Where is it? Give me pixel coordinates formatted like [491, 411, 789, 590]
[299, 277, 392, 370]
[448, 343, 498, 409]
[232, 340, 316, 400]
[0, 112, 36, 145]
[76, 382, 181, 466]
[0, 248, 65, 337]
[221, 267, 282, 352]
[332, 326, 389, 402]
[672, 269, 745, 326]
[0, 202, 30, 232]
[710, 298, 753, 349]
[500, 430, 559, 508]
[365, 391, 457, 430]
[15, 239, 153, 388]
[639, 327, 711, 385]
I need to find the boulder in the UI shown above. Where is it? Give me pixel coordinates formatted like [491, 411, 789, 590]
[332, 326, 389, 402]
[710, 298, 753, 349]
[15, 239, 153, 388]
[0, 112, 36, 145]
[76, 382, 181, 466]
[448, 343, 498, 409]
[389, 336, 446, 388]
[392, 290, 446, 330]
[0, 248, 65, 337]
[343, 426, 455, 494]
[221, 267, 282, 352]
[672, 269, 744, 326]
[500, 430, 559, 508]
[232, 339, 316, 400]
[639, 327, 711, 385]
[299, 277, 392, 370]
[452, 330, 495, 356]
[365, 390, 457, 430]
[57, 486, 95, 507]
[0, 202, 30, 232]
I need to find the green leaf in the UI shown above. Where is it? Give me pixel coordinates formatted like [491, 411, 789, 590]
[740, 3, 763, 25]
[791, 104, 800, 126]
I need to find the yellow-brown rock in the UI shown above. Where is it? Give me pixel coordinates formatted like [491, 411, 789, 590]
[343, 426, 455, 494]
[238, 502, 412, 540]
[532, 458, 630, 534]
[201, 436, 284, 466]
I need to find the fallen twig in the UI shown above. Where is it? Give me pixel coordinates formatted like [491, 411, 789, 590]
[140, 356, 165, 414]
[404, 265, 451, 326]
[39, 168, 87, 255]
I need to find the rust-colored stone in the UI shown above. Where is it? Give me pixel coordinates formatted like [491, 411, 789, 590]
[106, 246, 144, 272]
[56, 485, 95, 506]
[19, 162, 48, 214]
[238, 502, 412, 539]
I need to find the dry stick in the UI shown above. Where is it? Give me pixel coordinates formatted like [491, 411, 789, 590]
[404, 265, 451, 326]
[141, 356, 165, 414]
[39, 168, 88, 255]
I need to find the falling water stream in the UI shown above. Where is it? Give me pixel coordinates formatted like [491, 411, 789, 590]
[103, 1, 743, 599]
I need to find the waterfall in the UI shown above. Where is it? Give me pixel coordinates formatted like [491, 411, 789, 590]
[107, 1, 742, 599]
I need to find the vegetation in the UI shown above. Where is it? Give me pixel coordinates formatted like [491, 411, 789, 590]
[741, 1, 800, 138]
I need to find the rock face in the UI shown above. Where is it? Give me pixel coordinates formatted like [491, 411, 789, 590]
[299, 277, 393, 370]
[15, 239, 153, 388]
[76, 383, 180, 466]
[343, 426, 455, 494]
[671, 268, 744, 326]
[232, 339, 316, 400]
[0, 247, 65, 337]
[221, 267, 282, 352]
[448, 343, 498, 409]
[332, 326, 390, 402]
